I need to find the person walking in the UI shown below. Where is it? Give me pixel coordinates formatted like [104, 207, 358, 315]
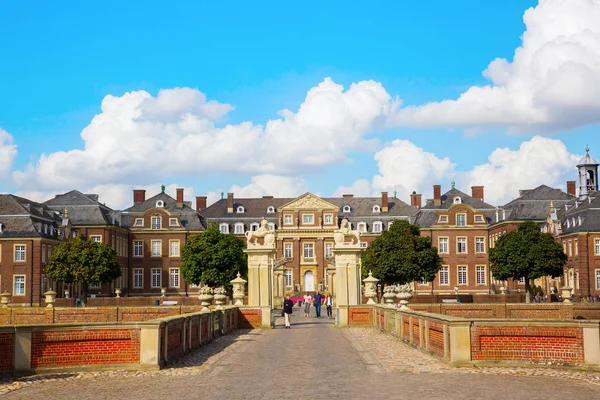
[302, 292, 312, 317]
[313, 290, 323, 318]
[325, 292, 333, 319]
[283, 294, 294, 329]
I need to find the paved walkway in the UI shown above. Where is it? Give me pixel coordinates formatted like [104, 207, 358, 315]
[2, 312, 600, 399]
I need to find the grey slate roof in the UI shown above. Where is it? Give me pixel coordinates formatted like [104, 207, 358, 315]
[557, 192, 600, 234]
[121, 192, 205, 231]
[44, 190, 114, 226]
[0, 194, 59, 238]
[499, 185, 574, 223]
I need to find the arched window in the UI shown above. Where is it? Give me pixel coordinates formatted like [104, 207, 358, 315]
[250, 223, 259, 231]
[267, 206, 275, 213]
[453, 197, 462, 204]
[373, 221, 383, 233]
[156, 200, 164, 207]
[342, 205, 351, 213]
[357, 222, 367, 233]
[234, 223, 244, 234]
[372, 205, 380, 213]
[219, 223, 229, 234]
[237, 206, 245, 213]
[268, 222, 275, 231]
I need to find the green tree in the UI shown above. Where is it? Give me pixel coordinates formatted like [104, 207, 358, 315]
[361, 220, 443, 285]
[489, 221, 567, 295]
[46, 234, 121, 305]
[181, 223, 247, 288]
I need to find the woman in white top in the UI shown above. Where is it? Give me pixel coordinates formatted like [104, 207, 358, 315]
[302, 292, 312, 317]
[325, 292, 333, 319]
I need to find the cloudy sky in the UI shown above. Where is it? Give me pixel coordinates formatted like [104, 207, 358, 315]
[1, 0, 599, 209]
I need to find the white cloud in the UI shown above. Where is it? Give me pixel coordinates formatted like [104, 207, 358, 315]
[462, 136, 578, 204]
[390, 0, 600, 132]
[12, 79, 398, 193]
[229, 174, 309, 198]
[332, 179, 372, 197]
[0, 129, 17, 178]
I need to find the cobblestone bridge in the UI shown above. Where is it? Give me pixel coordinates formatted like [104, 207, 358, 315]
[2, 314, 600, 399]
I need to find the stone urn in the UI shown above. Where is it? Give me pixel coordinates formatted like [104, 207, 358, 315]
[198, 286, 214, 312]
[363, 271, 379, 305]
[160, 287, 167, 298]
[230, 272, 247, 306]
[213, 287, 227, 310]
[383, 285, 398, 308]
[64, 289, 70, 299]
[115, 288, 121, 298]
[499, 286, 507, 295]
[0, 291, 11, 308]
[560, 286, 573, 304]
[396, 283, 414, 309]
[44, 290, 57, 308]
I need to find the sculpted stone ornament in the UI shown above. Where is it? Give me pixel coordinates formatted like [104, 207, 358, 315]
[333, 218, 361, 246]
[198, 286, 214, 312]
[396, 283, 414, 309]
[213, 287, 227, 310]
[230, 272, 247, 306]
[363, 271, 379, 305]
[245, 218, 276, 248]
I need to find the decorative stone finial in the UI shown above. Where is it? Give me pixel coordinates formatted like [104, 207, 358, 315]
[451, 180, 455, 189]
[221, 191, 224, 199]
[586, 145, 590, 154]
[394, 190, 397, 198]
[161, 184, 166, 193]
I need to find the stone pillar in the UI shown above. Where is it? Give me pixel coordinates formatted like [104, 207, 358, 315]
[245, 245, 276, 328]
[333, 244, 362, 327]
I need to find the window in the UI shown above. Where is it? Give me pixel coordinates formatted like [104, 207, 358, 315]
[284, 215, 292, 225]
[284, 243, 292, 258]
[419, 278, 428, 285]
[170, 269, 180, 288]
[134, 218, 143, 227]
[48, 246, 52, 258]
[134, 240, 143, 257]
[439, 266, 449, 285]
[267, 206, 275, 213]
[457, 237, 467, 253]
[453, 197, 462, 204]
[568, 241, 573, 257]
[285, 270, 292, 287]
[152, 269, 161, 288]
[14, 275, 25, 295]
[234, 223, 244, 234]
[170, 240, 180, 257]
[14, 245, 26, 262]
[360, 242, 367, 248]
[373, 221, 382, 233]
[251, 223, 259, 231]
[438, 238, 448, 254]
[575, 240, 579, 256]
[303, 214, 314, 224]
[268, 223, 275, 231]
[357, 222, 367, 233]
[596, 270, 600, 289]
[458, 266, 467, 285]
[156, 200, 164, 207]
[151, 240, 162, 257]
[372, 205, 380, 213]
[220, 223, 229, 234]
[325, 214, 332, 224]
[456, 214, 466, 227]
[325, 243, 333, 257]
[475, 237, 485, 254]
[303, 243, 314, 258]
[519, 276, 525, 284]
[90, 235, 102, 242]
[151, 216, 161, 230]
[342, 205, 351, 213]
[89, 282, 100, 289]
[133, 269, 143, 289]
[169, 218, 179, 226]
[476, 266, 486, 285]
[237, 206, 245, 213]
[42, 245, 46, 262]
[438, 215, 448, 223]
[475, 215, 484, 223]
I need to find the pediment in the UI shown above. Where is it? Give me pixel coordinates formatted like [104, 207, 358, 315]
[280, 193, 338, 211]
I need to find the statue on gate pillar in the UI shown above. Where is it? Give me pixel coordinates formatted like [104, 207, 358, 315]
[333, 218, 361, 246]
[245, 218, 276, 248]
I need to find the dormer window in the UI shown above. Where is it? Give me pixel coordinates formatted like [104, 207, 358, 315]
[234, 223, 244, 234]
[342, 205, 351, 213]
[357, 222, 367, 233]
[250, 222, 259, 231]
[237, 206, 245, 213]
[151, 216, 161, 230]
[267, 206, 275, 213]
[373, 221, 382, 233]
[134, 218, 144, 227]
[453, 197, 462, 204]
[438, 215, 448, 223]
[268, 222, 275, 231]
[0, 223, 3, 233]
[475, 215, 484, 223]
[219, 223, 229, 234]
[372, 205, 380, 213]
[156, 200, 164, 208]
[169, 218, 179, 226]
[578, 216, 583, 226]
[566, 220, 570, 229]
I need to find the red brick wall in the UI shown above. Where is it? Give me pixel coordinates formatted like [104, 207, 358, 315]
[0, 332, 14, 371]
[30, 329, 140, 368]
[408, 303, 600, 320]
[53, 308, 118, 323]
[348, 307, 373, 326]
[167, 321, 183, 359]
[238, 308, 262, 328]
[471, 325, 584, 363]
[11, 308, 52, 325]
[428, 321, 445, 356]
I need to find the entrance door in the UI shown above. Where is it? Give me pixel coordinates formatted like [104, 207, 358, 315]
[304, 271, 315, 291]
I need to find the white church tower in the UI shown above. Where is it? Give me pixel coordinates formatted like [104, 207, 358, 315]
[577, 146, 599, 198]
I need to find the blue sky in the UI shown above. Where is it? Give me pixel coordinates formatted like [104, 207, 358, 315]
[1, 0, 598, 208]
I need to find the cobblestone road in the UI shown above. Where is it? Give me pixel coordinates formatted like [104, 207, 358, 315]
[2, 313, 600, 399]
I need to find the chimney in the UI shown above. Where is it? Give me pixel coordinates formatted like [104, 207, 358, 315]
[381, 192, 389, 212]
[227, 193, 234, 214]
[471, 186, 484, 201]
[133, 189, 146, 204]
[196, 196, 207, 212]
[433, 185, 441, 206]
[410, 191, 422, 209]
[262, 195, 273, 199]
[176, 188, 184, 208]
[342, 194, 354, 199]
[567, 181, 576, 197]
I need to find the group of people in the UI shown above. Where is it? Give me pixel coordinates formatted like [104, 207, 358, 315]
[282, 290, 333, 329]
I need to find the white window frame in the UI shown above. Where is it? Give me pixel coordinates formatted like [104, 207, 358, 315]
[596, 269, 600, 290]
[133, 269, 143, 289]
[170, 268, 180, 288]
[438, 237, 449, 254]
[151, 268, 162, 288]
[156, 200, 164, 208]
[475, 215, 484, 223]
[268, 223, 275, 231]
[169, 240, 180, 257]
[419, 278, 429, 285]
[250, 223, 259, 231]
[14, 275, 26, 296]
[519, 276, 526, 284]
[439, 266, 449, 286]
[325, 243, 333, 257]
[372, 205, 380, 213]
[284, 243, 292, 258]
[476, 266, 486, 286]
[169, 218, 179, 226]
[267, 206, 275, 213]
[475, 237, 485, 254]
[357, 222, 367, 233]
[14, 245, 26, 262]
[237, 206, 245, 213]
[438, 215, 448, 223]
[134, 240, 143, 257]
[303, 214, 314, 224]
[134, 218, 144, 227]
[234, 223, 244, 234]
[457, 237, 467, 254]
[284, 215, 293, 225]
[360, 242, 367, 248]
[151, 216, 161, 230]
[372, 221, 382, 233]
[285, 270, 293, 287]
[219, 223, 229, 234]
[342, 205, 351, 213]
[456, 214, 466, 227]
[324, 214, 332, 224]
[151, 240, 162, 257]
[458, 266, 467, 285]
[90, 235, 102, 243]
[303, 243, 314, 258]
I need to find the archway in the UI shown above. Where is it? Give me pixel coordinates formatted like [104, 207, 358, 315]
[304, 271, 315, 291]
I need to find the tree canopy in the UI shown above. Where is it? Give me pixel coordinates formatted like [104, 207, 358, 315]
[361, 220, 443, 285]
[181, 223, 247, 288]
[489, 221, 567, 293]
[45, 234, 121, 304]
